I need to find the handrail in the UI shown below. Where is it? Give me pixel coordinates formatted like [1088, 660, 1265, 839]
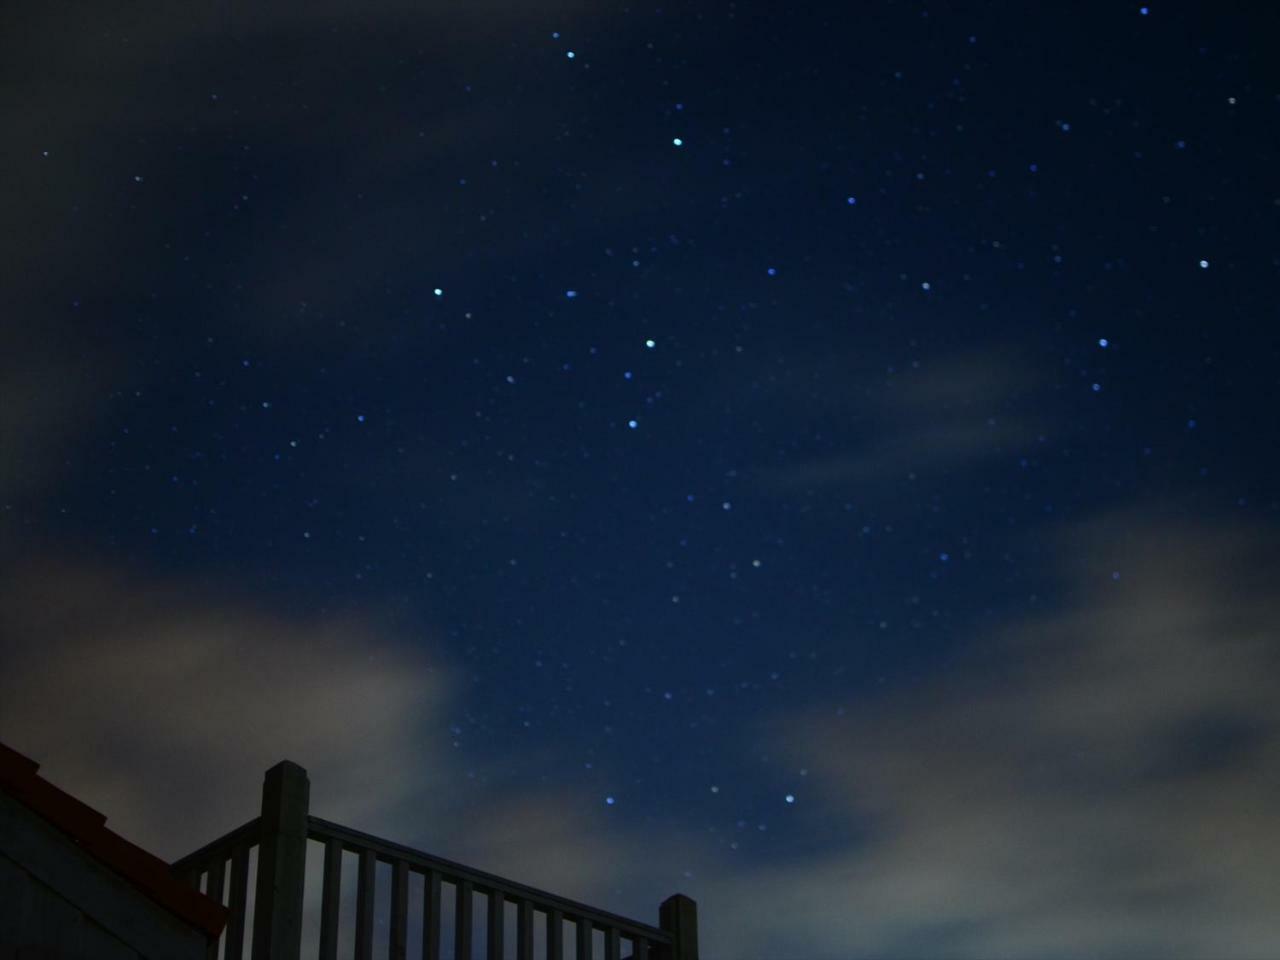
[307, 814, 672, 944]
[170, 817, 261, 874]
[168, 760, 697, 960]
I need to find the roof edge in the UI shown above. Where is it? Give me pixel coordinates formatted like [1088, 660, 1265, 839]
[0, 740, 230, 941]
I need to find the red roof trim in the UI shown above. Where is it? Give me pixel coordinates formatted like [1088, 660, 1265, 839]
[0, 740, 229, 941]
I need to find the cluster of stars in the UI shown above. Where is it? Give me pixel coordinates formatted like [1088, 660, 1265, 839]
[32, 11, 1267, 944]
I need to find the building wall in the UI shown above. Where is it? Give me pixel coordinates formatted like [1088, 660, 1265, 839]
[0, 792, 209, 960]
[0, 852, 141, 959]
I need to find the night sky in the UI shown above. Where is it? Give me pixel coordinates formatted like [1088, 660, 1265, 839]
[3, 2, 1280, 958]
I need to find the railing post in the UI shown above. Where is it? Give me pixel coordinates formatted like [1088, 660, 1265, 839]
[251, 760, 310, 960]
[659, 894, 698, 960]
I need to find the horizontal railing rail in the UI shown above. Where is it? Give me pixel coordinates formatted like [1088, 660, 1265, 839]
[308, 814, 671, 947]
[169, 761, 697, 960]
[171, 816, 262, 960]
[171, 816, 262, 878]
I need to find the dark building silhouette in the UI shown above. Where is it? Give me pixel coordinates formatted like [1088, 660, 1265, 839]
[2, 740, 696, 960]
[0, 740, 228, 958]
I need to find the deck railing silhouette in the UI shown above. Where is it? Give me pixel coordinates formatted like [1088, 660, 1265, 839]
[170, 761, 697, 960]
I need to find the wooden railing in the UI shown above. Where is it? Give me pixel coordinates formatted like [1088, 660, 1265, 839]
[171, 761, 697, 960]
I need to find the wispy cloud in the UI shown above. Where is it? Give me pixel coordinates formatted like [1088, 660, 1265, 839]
[6, 504, 1277, 959]
[707, 506, 1280, 959]
[749, 346, 1045, 496]
[0, 550, 709, 954]
[0, 336, 118, 511]
[0, 552, 701, 921]
[0, 557, 466, 856]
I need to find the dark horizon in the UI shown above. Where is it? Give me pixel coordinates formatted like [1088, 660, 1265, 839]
[3, 2, 1279, 957]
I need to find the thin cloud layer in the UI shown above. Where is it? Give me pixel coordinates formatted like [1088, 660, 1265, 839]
[4, 505, 1277, 959]
[0, 553, 703, 941]
[0, 336, 116, 512]
[706, 507, 1280, 959]
[750, 346, 1045, 496]
[0, 557, 466, 859]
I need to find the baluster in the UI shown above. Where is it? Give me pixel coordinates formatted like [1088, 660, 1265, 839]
[355, 847, 377, 960]
[318, 837, 342, 960]
[455, 878, 474, 960]
[206, 857, 226, 905]
[423, 869, 441, 960]
[203, 858, 226, 960]
[487, 888, 504, 960]
[391, 859, 410, 960]
[225, 843, 250, 960]
[547, 908, 563, 960]
[516, 899, 533, 960]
